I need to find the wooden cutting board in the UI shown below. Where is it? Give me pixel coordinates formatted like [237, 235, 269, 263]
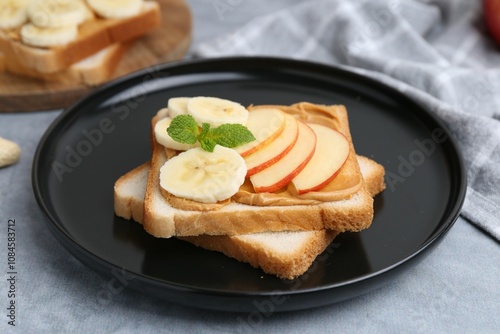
[0, 0, 192, 113]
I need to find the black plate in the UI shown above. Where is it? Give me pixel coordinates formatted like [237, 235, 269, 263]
[32, 57, 466, 312]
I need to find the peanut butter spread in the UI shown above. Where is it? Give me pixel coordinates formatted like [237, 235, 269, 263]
[163, 102, 363, 211]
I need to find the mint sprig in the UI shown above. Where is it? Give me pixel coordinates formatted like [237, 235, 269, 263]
[166, 114, 199, 144]
[167, 115, 255, 152]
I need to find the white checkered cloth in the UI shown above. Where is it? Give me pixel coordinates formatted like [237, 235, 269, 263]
[195, 0, 500, 240]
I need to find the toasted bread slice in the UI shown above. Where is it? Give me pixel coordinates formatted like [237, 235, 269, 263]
[143, 104, 374, 238]
[0, 42, 131, 85]
[114, 156, 385, 279]
[0, 51, 4, 72]
[0, 1, 160, 74]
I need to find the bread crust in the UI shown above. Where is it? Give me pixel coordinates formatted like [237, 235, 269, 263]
[179, 230, 339, 280]
[114, 162, 151, 224]
[113, 155, 385, 279]
[0, 52, 4, 72]
[0, 1, 160, 73]
[143, 104, 375, 238]
[358, 155, 386, 196]
[0, 43, 131, 85]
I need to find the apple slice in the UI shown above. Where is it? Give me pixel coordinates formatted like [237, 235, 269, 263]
[290, 124, 350, 195]
[235, 108, 286, 157]
[250, 121, 317, 193]
[244, 115, 299, 176]
[484, 0, 500, 45]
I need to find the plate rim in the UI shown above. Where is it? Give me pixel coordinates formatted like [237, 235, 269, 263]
[31, 56, 467, 309]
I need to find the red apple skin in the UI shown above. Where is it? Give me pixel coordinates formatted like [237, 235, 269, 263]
[484, 0, 500, 45]
[246, 137, 297, 176]
[245, 116, 300, 176]
[252, 122, 317, 193]
[237, 109, 287, 157]
[253, 147, 316, 193]
[239, 127, 283, 157]
[294, 158, 348, 195]
[290, 125, 350, 195]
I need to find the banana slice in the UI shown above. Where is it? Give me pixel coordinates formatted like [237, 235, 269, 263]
[27, 0, 89, 28]
[160, 145, 247, 203]
[155, 117, 198, 151]
[20, 23, 78, 47]
[167, 97, 191, 118]
[86, 0, 143, 19]
[187, 96, 249, 128]
[0, 0, 29, 30]
[0, 137, 21, 168]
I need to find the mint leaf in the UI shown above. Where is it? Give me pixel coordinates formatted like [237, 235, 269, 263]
[200, 137, 217, 152]
[198, 123, 217, 152]
[166, 115, 256, 152]
[167, 114, 199, 144]
[197, 123, 211, 142]
[210, 124, 256, 148]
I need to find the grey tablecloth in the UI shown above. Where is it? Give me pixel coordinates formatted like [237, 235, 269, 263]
[1, 0, 499, 333]
[196, 0, 500, 241]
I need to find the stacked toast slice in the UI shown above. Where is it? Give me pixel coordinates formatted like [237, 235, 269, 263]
[114, 99, 385, 279]
[0, 0, 161, 84]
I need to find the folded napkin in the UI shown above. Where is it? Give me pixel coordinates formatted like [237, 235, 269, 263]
[195, 0, 500, 241]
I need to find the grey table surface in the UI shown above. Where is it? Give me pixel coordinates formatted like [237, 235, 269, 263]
[1, 1, 499, 333]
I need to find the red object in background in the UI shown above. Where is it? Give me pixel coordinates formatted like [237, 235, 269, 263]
[484, 0, 500, 45]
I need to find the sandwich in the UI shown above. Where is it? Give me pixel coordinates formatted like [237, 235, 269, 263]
[114, 155, 385, 279]
[0, 42, 131, 85]
[113, 97, 386, 279]
[142, 99, 375, 238]
[0, 0, 161, 83]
